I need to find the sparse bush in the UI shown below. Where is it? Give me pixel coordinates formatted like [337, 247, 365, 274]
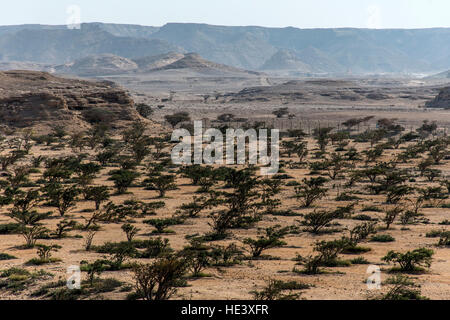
[382, 248, 434, 272]
[438, 231, 450, 246]
[84, 186, 110, 210]
[0, 268, 51, 293]
[350, 257, 370, 265]
[243, 226, 289, 258]
[43, 183, 79, 216]
[302, 209, 338, 234]
[132, 256, 188, 300]
[295, 177, 328, 208]
[374, 275, 428, 300]
[26, 244, 61, 265]
[52, 220, 76, 239]
[121, 224, 140, 242]
[273, 107, 289, 118]
[210, 243, 243, 267]
[84, 231, 96, 251]
[165, 112, 191, 128]
[383, 206, 404, 230]
[179, 240, 212, 277]
[0, 253, 16, 260]
[135, 103, 153, 119]
[144, 217, 184, 234]
[251, 279, 307, 300]
[108, 169, 140, 194]
[20, 225, 48, 248]
[139, 238, 173, 258]
[370, 234, 395, 242]
[177, 196, 209, 218]
[145, 174, 177, 198]
[313, 127, 334, 152]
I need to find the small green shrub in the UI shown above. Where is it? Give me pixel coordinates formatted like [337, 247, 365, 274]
[361, 206, 383, 212]
[374, 275, 428, 300]
[437, 231, 450, 246]
[382, 248, 434, 272]
[335, 193, 361, 201]
[370, 234, 395, 242]
[0, 253, 16, 260]
[251, 279, 310, 300]
[0, 223, 21, 235]
[350, 257, 370, 265]
[144, 217, 184, 234]
[426, 230, 445, 238]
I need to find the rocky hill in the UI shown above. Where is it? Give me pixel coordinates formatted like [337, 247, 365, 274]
[426, 87, 450, 109]
[132, 52, 185, 72]
[0, 70, 141, 131]
[155, 53, 260, 75]
[294, 46, 346, 74]
[260, 50, 313, 73]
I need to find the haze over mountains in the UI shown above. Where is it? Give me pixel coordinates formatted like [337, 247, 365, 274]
[0, 24, 180, 64]
[426, 70, 450, 80]
[53, 52, 260, 77]
[1, 22, 450, 76]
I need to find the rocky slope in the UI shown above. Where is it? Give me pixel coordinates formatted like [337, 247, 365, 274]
[132, 52, 185, 72]
[55, 54, 139, 76]
[426, 87, 450, 109]
[154, 53, 260, 75]
[0, 70, 141, 130]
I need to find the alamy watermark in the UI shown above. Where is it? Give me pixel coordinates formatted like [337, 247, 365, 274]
[66, 5, 81, 30]
[171, 121, 280, 175]
[366, 265, 382, 290]
[67, 265, 81, 289]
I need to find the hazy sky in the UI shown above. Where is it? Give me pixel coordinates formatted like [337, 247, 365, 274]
[2, 0, 450, 29]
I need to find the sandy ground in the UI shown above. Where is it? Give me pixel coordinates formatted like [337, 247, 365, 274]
[0, 134, 448, 300]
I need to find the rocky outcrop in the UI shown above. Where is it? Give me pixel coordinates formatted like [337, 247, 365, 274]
[154, 53, 261, 75]
[133, 52, 185, 72]
[426, 87, 450, 109]
[0, 70, 140, 130]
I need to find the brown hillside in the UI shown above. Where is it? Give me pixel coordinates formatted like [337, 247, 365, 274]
[0, 70, 141, 132]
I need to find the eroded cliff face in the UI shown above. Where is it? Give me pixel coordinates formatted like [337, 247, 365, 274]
[427, 87, 450, 109]
[0, 70, 140, 131]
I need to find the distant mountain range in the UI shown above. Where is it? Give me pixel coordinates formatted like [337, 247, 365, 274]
[0, 24, 180, 64]
[1, 22, 450, 75]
